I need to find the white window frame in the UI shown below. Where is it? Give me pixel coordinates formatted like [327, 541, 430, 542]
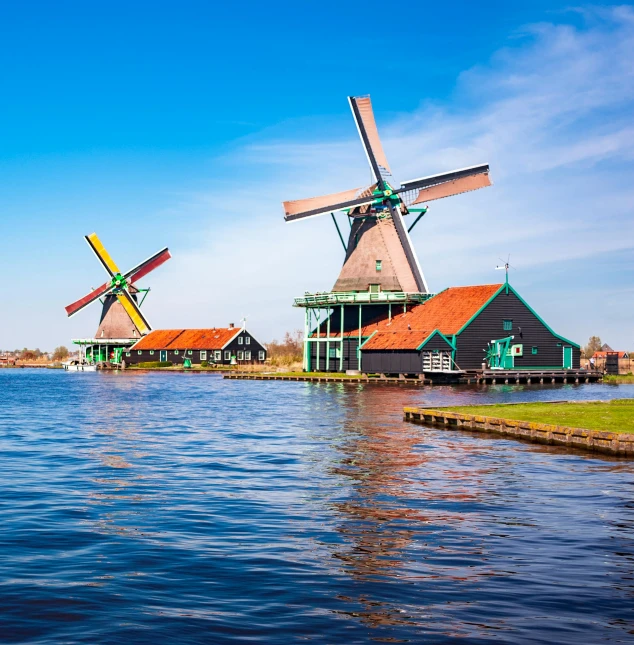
[137, 350, 142, 355]
[237, 350, 244, 360]
[149, 350, 154, 355]
[125, 352, 131, 357]
[245, 337, 250, 345]
[224, 350, 230, 360]
[244, 350, 251, 360]
[174, 350, 179, 355]
[238, 337, 243, 345]
[258, 351, 265, 361]
[200, 350, 207, 361]
[214, 350, 221, 361]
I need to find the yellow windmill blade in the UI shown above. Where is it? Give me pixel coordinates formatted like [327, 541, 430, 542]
[117, 290, 151, 335]
[85, 232, 120, 276]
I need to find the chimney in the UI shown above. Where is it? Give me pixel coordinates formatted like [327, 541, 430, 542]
[229, 323, 234, 329]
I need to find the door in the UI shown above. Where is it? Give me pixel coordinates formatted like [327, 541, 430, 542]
[563, 346, 573, 369]
[160, 350, 167, 362]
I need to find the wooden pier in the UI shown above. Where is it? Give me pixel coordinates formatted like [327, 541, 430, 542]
[224, 374, 433, 385]
[461, 369, 601, 385]
[403, 404, 634, 456]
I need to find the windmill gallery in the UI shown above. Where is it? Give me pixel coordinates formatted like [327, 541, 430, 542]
[66, 95, 581, 379]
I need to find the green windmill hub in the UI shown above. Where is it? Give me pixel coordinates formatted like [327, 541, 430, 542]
[110, 273, 128, 292]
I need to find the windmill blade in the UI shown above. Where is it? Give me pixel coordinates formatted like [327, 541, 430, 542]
[349, 95, 392, 187]
[125, 247, 171, 283]
[387, 202, 428, 293]
[65, 280, 113, 317]
[116, 289, 151, 335]
[283, 185, 376, 222]
[85, 232, 120, 277]
[397, 164, 491, 206]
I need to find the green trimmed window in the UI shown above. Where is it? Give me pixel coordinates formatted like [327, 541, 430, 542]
[376, 260, 382, 272]
[532, 346, 538, 355]
[137, 350, 142, 355]
[188, 350, 193, 355]
[125, 352, 131, 357]
[503, 319, 513, 331]
[149, 350, 154, 355]
[174, 350, 179, 355]
[328, 347, 341, 359]
[369, 284, 380, 294]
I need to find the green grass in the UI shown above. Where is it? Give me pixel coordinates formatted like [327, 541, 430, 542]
[263, 371, 364, 379]
[603, 374, 634, 384]
[447, 400, 634, 434]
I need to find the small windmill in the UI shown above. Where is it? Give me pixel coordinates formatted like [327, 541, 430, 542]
[65, 233, 171, 339]
[283, 95, 492, 294]
[495, 254, 515, 290]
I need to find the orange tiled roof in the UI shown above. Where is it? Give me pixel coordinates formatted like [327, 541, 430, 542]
[362, 284, 503, 351]
[132, 328, 241, 350]
[592, 351, 628, 359]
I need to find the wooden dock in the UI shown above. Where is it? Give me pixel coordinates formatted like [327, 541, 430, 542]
[403, 405, 634, 456]
[224, 374, 433, 385]
[462, 369, 602, 385]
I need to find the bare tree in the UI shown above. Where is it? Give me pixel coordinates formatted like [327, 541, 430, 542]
[583, 336, 602, 358]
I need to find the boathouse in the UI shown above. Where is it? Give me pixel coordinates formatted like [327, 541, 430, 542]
[125, 325, 267, 366]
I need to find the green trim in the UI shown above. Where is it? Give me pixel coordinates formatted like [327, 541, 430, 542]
[455, 283, 580, 348]
[416, 329, 454, 351]
[359, 330, 378, 350]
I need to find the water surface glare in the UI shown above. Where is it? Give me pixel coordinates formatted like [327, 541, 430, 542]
[1, 369, 634, 643]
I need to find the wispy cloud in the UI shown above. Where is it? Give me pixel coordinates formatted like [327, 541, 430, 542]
[149, 6, 634, 348]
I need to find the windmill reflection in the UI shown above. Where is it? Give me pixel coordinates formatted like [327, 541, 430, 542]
[328, 387, 497, 630]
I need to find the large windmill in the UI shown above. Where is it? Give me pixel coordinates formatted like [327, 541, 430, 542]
[65, 233, 171, 364]
[283, 95, 492, 372]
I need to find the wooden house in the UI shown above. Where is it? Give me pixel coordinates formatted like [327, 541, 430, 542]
[125, 325, 267, 366]
[306, 283, 579, 374]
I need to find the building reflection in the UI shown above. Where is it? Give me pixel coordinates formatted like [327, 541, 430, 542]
[327, 385, 499, 631]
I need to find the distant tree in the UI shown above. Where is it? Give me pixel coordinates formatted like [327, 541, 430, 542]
[583, 336, 602, 358]
[53, 346, 69, 361]
[267, 330, 303, 366]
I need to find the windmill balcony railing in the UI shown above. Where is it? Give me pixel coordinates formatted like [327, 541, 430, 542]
[294, 291, 434, 307]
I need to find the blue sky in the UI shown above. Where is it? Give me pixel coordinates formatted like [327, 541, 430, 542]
[0, 1, 633, 350]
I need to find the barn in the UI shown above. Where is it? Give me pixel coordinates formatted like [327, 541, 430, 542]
[124, 325, 267, 366]
[359, 283, 580, 374]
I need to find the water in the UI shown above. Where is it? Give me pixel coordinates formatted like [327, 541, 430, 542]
[1, 369, 634, 644]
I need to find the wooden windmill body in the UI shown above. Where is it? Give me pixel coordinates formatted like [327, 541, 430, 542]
[283, 95, 492, 372]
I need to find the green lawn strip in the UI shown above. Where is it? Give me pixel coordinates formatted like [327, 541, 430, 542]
[264, 371, 364, 379]
[604, 374, 634, 384]
[446, 400, 634, 434]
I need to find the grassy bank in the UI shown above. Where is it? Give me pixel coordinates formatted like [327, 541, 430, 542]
[448, 400, 634, 434]
[261, 371, 364, 379]
[603, 374, 634, 384]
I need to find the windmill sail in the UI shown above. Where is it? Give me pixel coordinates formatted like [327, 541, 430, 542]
[282, 96, 492, 295]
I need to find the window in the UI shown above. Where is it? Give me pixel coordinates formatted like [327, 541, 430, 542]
[503, 319, 513, 331]
[328, 347, 341, 359]
[245, 337, 250, 345]
[237, 350, 244, 360]
[214, 350, 221, 361]
[174, 350, 179, 355]
[125, 352, 131, 357]
[200, 350, 207, 361]
[137, 350, 142, 355]
[369, 284, 380, 294]
[557, 342, 562, 347]
[244, 351, 251, 360]
[376, 260, 382, 272]
[532, 346, 538, 355]
[149, 350, 154, 355]
[258, 351, 265, 361]
[224, 351, 230, 360]
[238, 337, 243, 345]
[188, 350, 193, 355]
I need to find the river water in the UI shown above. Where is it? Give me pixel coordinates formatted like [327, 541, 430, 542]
[1, 369, 633, 644]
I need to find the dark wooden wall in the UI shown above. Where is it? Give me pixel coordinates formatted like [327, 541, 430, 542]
[455, 290, 579, 370]
[361, 350, 421, 373]
[124, 329, 267, 365]
[310, 338, 360, 372]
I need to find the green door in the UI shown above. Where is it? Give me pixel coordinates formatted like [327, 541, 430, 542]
[160, 350, 167, 362]
[563, 346, 573, 369]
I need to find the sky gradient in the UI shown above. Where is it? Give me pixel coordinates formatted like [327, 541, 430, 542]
[0, 1, 632, 350]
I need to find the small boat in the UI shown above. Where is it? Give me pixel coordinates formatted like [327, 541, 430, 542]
[63, 360, 97, 372]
